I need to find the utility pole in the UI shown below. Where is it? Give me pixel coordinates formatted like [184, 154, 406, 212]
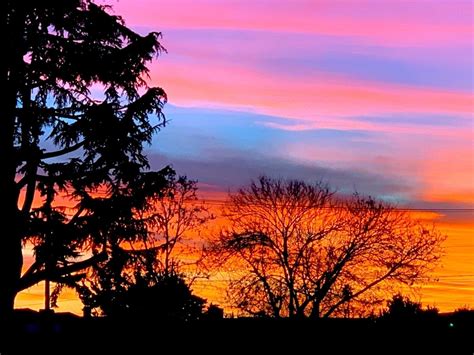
[45, 278, 50, 311]
[43, 224, 52, 313]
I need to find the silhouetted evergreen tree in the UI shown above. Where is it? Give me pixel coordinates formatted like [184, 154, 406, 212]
[1, 0, 169, 317]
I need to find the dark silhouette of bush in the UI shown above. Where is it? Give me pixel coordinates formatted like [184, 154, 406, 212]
[76, 246, 206, 321]
[123, 274, 206, 321]
[452, 307, 474, 323]
[381, 294, 439, 320]
[204, 304, 224, 319]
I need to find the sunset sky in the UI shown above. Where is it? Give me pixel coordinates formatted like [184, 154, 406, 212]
[112, 0, 473, 207]
[17, 0, 473, 312]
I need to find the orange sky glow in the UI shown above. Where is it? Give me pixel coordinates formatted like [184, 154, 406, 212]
[16, 193, 474, 314]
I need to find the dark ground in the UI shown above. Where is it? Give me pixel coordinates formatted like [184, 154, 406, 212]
[1, 309, 473, 354]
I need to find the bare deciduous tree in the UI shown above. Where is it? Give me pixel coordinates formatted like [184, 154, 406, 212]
[212, 176, 445, 318]
[146, 175, 214, 276]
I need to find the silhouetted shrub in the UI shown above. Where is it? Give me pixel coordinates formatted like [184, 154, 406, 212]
[204, 304, 224, 319]
[381, 294, 439, 320]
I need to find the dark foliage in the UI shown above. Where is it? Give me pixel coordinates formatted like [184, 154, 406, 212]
[76, 246, 206, 321]
[1, 0, 169, 315]
[381, 294, 439, 320]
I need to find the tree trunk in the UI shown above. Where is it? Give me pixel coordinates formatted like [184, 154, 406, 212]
[310, 300, 321, 319]
[0, 103, 22, 318]
[0, 92, 23, 319]
[0, 3, 24, 320]
[0, 231, 23, 319]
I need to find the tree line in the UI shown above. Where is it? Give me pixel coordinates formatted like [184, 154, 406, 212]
[1, 1, 445, 321]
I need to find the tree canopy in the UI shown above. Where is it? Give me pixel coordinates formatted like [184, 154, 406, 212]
[70, 173, 213, 318]
[1, 0, 169, 316]
[211, 176, 445, 318]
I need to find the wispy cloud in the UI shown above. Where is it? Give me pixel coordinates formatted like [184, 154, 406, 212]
[149, 151, 414, 202]
[114, 0, 473, 206]
[114, 0, 472, 46]
[154, 59, 473, 121]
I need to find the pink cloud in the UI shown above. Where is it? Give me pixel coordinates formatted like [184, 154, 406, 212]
[152, 59, 473, 133]
[259, 120, 471, 138]
[112, 0, 471, 46]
